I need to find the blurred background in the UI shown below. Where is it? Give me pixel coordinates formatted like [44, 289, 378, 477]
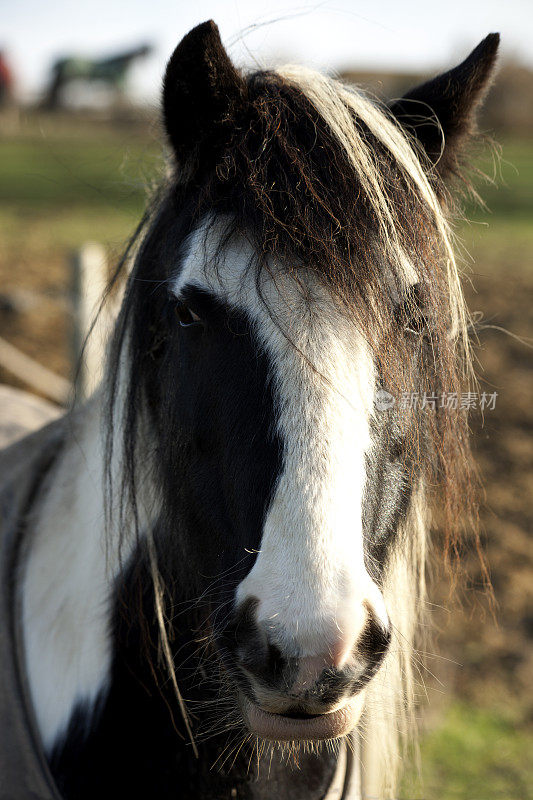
[1, 1, 531, 797]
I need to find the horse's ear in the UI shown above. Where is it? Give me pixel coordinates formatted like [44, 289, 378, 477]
[162, 20, 246, 170]
[390, 34, 500, 183]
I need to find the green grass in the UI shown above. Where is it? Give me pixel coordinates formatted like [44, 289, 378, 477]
[401, 703, 533, 800]
[0, 123, 163, 257]
[457, 138, 533, 272]
[467, 139, 533, 222]
[0, 124, 162, 210]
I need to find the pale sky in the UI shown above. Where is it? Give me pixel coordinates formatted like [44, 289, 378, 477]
[3, 0, 532, 101]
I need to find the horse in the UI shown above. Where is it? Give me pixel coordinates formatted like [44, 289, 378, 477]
[42, 44, 152, 110]
[0, 22, 499, 800]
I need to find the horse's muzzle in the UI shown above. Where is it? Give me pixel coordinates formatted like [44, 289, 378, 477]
[216, 597, 391, 740]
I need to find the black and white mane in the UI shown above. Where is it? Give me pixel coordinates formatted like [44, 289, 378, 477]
[5, 22, 499, 800]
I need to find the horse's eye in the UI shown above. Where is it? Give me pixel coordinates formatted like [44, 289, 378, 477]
[404, 312, 429, 336]
[395, 284, 430, 337]
[176, 305, 203, 327]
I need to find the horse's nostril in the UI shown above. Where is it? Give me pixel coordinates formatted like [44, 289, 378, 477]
[227, 597, 391, 707]
[357, 601, 392, 667]
[238, 638, 286, 683]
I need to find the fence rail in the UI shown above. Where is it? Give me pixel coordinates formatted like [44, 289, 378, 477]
[0, 242, 107, 406]
[0, 336, 71, 405]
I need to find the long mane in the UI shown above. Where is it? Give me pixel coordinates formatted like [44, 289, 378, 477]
[104, 63, 478, 797]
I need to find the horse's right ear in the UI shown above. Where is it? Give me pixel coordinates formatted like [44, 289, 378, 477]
[389, 34, 500, 184]
[163, 21, 247, 170]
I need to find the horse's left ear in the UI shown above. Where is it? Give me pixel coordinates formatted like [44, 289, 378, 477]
[162, 20, 247, 172]
[390, 34, 500, 183]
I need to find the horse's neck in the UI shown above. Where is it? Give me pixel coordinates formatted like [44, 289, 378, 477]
[21, 391, 135, 755]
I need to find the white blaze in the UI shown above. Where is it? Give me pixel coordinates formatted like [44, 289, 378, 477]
[176, 221, 388, 661]
[236, 295, 384, 660]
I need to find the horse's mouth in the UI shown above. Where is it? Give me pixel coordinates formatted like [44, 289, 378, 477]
[239, 693, 364, 741]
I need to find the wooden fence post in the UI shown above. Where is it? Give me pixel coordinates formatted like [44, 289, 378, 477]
[71, 242, 108, 399]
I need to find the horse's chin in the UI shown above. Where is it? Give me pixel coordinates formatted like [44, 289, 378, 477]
[238, 693, 364, 742]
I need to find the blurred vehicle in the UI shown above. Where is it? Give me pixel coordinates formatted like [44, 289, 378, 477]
[0, 50, 14, 108]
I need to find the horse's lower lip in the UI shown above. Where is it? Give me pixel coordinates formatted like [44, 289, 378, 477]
[240, 694, 364, 741]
